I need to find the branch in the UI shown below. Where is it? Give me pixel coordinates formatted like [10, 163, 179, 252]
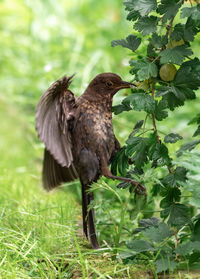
[151, 82, 160, 144]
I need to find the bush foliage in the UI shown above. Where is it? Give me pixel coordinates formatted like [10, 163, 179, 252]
[105, 0, 200, 274]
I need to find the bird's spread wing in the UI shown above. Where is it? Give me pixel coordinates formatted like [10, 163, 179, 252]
[36, 75, 79, 189]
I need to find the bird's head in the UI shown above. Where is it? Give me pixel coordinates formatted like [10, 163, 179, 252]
[83, 73, 134, 101]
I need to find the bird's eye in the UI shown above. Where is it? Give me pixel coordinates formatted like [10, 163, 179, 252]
[106, 81, 113, 87]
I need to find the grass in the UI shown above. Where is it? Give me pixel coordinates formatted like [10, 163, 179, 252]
[0, 95, 150, 278]
[1, 86, 200, 279]
[1, 0, 200, 277]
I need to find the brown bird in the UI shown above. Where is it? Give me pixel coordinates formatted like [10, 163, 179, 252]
[36, 73, 146, 249]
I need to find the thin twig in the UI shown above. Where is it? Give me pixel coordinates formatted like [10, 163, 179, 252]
[151, 82, 160, 144]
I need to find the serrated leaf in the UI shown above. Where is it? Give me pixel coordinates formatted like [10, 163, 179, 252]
[111, 147, 129, 176]
[143, 222, 173, 242]
[162, 92, 184, 111]
[162, 203, 191, 227]
[184, 17, 198, 42]
[111, 34, 141, 52]
[157, 0, 181, 22]
[127, 10, 140, 21]
[139, 217, 160, 229]
[156, 83, 196, 111]
[164, 133, 183, 143]
[127, 239, 154, 252]
[177, 140, 200, 156]
[160, 188, 181, 208]
[176, 241, 200, 256]
[160, 45, 193, 65]
[155, 257, 179, 273]
[126, 137, 149, 168]
[134, 16, 158, 36]
[134, 120, 144, 130]
[181, 4, 200, 21]
[124, 0, 157, 16]
[122, 93, 155, 113]
[112, 103, 132, 115]
[130, 59, 158, 81]
[174, 58, 200, 90]
[152, 143, 171, 166]
[161, 166, 187, 188]
[154, 100, 168, 121]
[170, 23, 184, 41]
[129, 120, 144, 137]
[149, 33, 168, 49]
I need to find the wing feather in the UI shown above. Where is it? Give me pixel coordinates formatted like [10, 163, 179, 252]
[36, 75, 76, 168]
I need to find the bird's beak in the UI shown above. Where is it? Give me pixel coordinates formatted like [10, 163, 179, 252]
[117, 81, 136, 89]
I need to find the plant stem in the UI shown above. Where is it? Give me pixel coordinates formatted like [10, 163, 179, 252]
[166, 16, 175, 40]
[151, 82, 160, 144]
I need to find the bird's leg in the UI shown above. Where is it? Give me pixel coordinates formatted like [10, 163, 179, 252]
[81, 184, 88, 238]
[101, 160, 146, 196]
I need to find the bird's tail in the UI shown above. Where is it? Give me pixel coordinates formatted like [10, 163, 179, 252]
[81, 181, 99, 249]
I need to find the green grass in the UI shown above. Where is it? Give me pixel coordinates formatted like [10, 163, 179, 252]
[0, 97, 149, 279]
[1, 90, 200, 279]
[1, 0, 200, 277]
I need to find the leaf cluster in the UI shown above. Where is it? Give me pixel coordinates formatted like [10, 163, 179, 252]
[110, 0, 200, 274]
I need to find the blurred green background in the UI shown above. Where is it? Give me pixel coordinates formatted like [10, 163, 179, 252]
[0, 0, 200, 276]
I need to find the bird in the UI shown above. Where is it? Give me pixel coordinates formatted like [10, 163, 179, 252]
[35, 73, 146, 249]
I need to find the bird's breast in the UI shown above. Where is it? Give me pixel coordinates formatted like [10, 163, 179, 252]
[72, 104, 115, 159]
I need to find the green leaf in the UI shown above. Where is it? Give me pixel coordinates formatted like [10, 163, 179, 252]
[111, 147, 129, 176]
[111, 34, 141, 52]
[124, 0, 157, 17]
[129, 120, 144, 137]
[134, 16, 158, 36]
[149, 33, 168, 49]
[126, 137, 149, 168]
[126, 10, 141, 21]
[155, 257, 179, 273]
[154, 100, 168, 121]
[117, 181, 130, 189]
[122, 93, 155, 113]
[157, 0, 181, 22]
[152, 143, 171, 166]
[188, 113, 200, 125]
[184, 17, 198, 42]
[192, 220, 200, 242]
[161, 166, 187, 188]
[193, 125, 200, 137]
[112, 103, 132, 115]
[176, 241, 200, 256]
[160, 45, 193, 65]
[181, 4, 200, 21]
[130, 59, 158, 81]
[137, 217, 160, 231]
[170, 24, 184, 41]
[164, 133, 183, 143]
[174, 58, 200, 90]
[162, 203, 191, 227]
[156, 83, 196, 111]
[160, 188, 181, 209]
[134, 120, 144, 130]
[127, 239, 154, 252]
[177, 140, 200, 156]
[142, 222, 173, 242]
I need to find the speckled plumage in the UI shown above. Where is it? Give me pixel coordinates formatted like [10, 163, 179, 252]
[36, 73, 137, 248]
